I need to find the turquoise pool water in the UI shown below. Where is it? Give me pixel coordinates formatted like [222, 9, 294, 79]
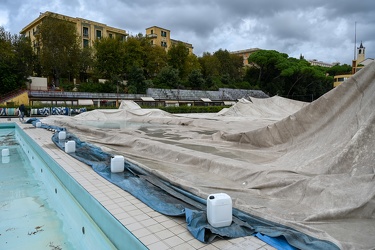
[1, 127, 79, 249]
[0, 123, 146, 249]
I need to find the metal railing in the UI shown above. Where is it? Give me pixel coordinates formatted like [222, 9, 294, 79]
[28, 90, 146, 100]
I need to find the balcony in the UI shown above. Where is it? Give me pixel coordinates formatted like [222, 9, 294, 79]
[147, 33, 157, 38]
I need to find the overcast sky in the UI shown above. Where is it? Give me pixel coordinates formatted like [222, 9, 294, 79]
[1, 0, 374, 65]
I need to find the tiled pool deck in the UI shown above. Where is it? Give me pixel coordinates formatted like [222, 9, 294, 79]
[6, 118, 275, 250]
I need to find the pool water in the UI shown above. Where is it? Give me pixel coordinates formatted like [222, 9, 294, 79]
[1, 128, 76, 248]
[1, 133, 76, 248]
[0, 125, 132, 249]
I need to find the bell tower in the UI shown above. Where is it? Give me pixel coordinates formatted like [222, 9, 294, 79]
[357, 41, 365, 64]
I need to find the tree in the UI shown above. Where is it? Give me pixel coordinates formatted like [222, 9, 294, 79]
[247, 50, 289, 95]
[13, 33, 34, 81]
[199, 52, 220, 89]
[123, 36, 144, 74]
[243, 67, 260, 88]
[214, 49, 243, 82]
[247, 50, 332, 100]
[280, 58, 333, 100]
[168, 42, 189, 79]
[154, 66, 180, 89]
[94, 37, 125, 81]
[0, 28, 16, 95]
[144, 45, 168, 79]
[127, 66, 147, 94]
[326, 64, 352, 76]
[184, 54, 201, 79]
[78, 46, 94, 82]
[37, 13, 81, 86]
[187, 69, 205, 89]
[280, 58, 314, 96]
[0, 26, 33, 95]
[77, 81, 116, 93]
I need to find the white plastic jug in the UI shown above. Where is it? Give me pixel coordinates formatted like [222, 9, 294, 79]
[59, 131, 66, 140]
[65, 140, 76, 153]
[2, 148, 9, 157]
[207, 193, 232, 227]
[111, 155, 124, 173]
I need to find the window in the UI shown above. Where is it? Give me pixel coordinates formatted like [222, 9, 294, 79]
[83, 27, 89, 37]
[161, 30, 167, 37]
[83, 39, 89, 48]
[151, 29, 154, 34]
[33, 26, 39, 35]
[109, 33, 113, 38]
[161, 41, 167, 47]
[96, 30, 102, 39]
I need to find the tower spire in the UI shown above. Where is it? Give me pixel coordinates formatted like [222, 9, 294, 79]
[357, 41, 365, 63]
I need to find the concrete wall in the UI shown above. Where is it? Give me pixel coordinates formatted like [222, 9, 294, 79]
[28, 77, 48, 91]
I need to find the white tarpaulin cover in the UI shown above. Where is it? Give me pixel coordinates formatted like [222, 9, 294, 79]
[201, 98, 212, 102]
[140, 96, 155, 101]
[42, 62, 375, 250]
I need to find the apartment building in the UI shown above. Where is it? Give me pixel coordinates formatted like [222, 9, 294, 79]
[308, 59, 335, 67]
[145, 26, 193, 54]
[230, 48, 260, 67]
[20, 11, 128, 51]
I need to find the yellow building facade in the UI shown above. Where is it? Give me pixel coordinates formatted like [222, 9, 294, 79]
[0, 91, 29, 106]
[230, 48, 260, 67]
[145, 26, 193, 54]
[333, 74, 352, 87]
[20, 11, 127, 50]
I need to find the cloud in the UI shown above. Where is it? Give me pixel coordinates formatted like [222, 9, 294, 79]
[0, 10, 9, 29]
[1, 0, 374, 64]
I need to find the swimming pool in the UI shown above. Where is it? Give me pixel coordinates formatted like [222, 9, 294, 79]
[0, 123, 146, 249]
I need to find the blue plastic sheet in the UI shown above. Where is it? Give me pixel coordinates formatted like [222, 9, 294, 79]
[256, 233, 298, 250]
[185, 208, 254, 243]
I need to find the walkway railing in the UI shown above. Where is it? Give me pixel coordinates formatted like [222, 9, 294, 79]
[28, 90, 145, 100]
